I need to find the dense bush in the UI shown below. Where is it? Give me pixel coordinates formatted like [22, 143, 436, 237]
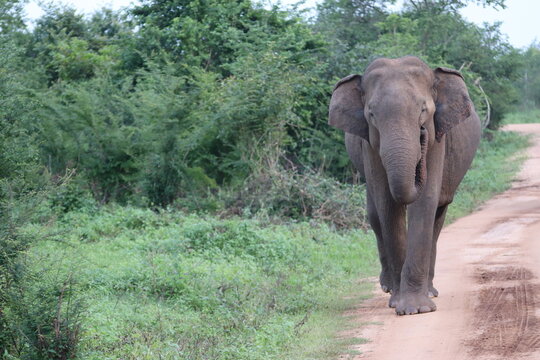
[0, 37, 85, 359]
[1, 0, 523, 211]
[231, 164, 368, 229]
[2, 270, 84, 360]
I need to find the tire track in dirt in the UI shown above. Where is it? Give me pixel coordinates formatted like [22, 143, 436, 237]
[339, 124, 540, 360]
[468, 269, 540, 357]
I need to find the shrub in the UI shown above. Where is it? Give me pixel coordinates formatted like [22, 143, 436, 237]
[229, 162, 368, 229]
[3, 273, 83, 360]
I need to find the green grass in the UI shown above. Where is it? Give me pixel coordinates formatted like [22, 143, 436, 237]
[22, 208, 379, 360]
[502, 109, 540, 124]
[14, 128, 529, 360]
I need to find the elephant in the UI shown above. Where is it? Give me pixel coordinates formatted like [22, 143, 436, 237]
[329, 56, 481, 315]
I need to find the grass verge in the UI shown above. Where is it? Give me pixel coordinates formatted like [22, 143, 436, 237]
[16, 129, 529, 360]
[502, 109, 540, 124]
[22, 209, 379, 360]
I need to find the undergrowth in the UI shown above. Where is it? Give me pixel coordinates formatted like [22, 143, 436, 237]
[21, 208, 378, 360]
[502, 109, 540, 124]
[10, 128, 529, 360]
[227, 164, 368, 230]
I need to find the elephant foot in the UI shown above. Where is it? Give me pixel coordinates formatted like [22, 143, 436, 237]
[428, 285, 439, 298]
[388, 292, 399, 308]
[395, 293, 436, 315]
[380, 270, 392, 293]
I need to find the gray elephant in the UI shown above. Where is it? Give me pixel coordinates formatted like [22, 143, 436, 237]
[329, 56, 481, 315]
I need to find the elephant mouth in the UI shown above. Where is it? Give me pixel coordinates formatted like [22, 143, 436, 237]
[415, 126, 428, 191]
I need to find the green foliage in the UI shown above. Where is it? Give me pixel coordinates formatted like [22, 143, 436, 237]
[37, 76, 143, 203]
[515, 44, 540, 110]
[314, 0, 393, 75]
[28, 4, 136, 83]
[49, 174, 97, 214]
[0, 0, 26, 35]
[404, 0, 506, 14]
[0, 0, 534, 358]
[48, 37, 107, 81]
[0, 37, 43, 274]
[23, 207, 379, 359]
[368, 14, 420, 58]
[18, 0, 523, 206]
[503, 109, 540, 124]
[233, 165, 368, 229]
[132, 0, 325, 74]
[2, 271, 84, 360]
[0, 35, 84, 359]
[27, 0, 337, 206]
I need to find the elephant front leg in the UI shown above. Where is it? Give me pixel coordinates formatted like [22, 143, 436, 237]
[363, 146, 407, 309]
[365, 186, 407, 308]
[396, 202, 438, 315]
[378, 200, 407, 308]
[396, 143, 445, 315]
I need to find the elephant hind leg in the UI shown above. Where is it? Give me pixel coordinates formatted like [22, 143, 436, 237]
[429, 204, 449, 297]
[367, 192, 392, 294]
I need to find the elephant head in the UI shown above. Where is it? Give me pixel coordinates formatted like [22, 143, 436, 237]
[329, 56, 472, 204]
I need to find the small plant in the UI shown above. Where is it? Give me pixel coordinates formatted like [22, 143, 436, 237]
[49, 171, 97, 214]
[3, 272, 83, 360]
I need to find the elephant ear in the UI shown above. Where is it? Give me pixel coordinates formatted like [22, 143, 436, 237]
[433, 67, 473, 142]
[328, 74, 369, 141]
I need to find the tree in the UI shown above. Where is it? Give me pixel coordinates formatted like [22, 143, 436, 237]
[515, 44, 540, 109]
[314, 0, 394, 76]
[132, 0, 324, 76]
[28, 5, 138, 82]
[0, 0, 26, 34]
[368, 14, 420, 58]
[379, 0, 520, 127]
[406, 0, 505, 13]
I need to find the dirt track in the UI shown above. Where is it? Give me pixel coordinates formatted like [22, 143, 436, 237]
[341, 123, 540, 360]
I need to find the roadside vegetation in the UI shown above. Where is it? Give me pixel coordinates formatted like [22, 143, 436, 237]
[10, 128, 528, 360]
[0, 0, 539, 359]
[503, 109, 540, 124]
[22, 210, 378, 359]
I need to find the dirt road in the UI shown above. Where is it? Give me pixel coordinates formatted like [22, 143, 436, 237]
[341, 123, 540, 360]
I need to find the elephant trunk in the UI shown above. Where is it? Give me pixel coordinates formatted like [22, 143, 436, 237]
[380, 126, 428, 205]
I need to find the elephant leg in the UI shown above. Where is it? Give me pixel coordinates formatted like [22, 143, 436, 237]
[396, 200, 438, 315]
[378, 199, 406, 308]
[367, 192, 392, 293]
[363, 149, 407, 308]
[396, 141, 445, 316]
[428, 204, 449, 298]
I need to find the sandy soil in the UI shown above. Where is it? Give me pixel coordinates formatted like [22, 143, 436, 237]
[340, 123, 540, 360]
